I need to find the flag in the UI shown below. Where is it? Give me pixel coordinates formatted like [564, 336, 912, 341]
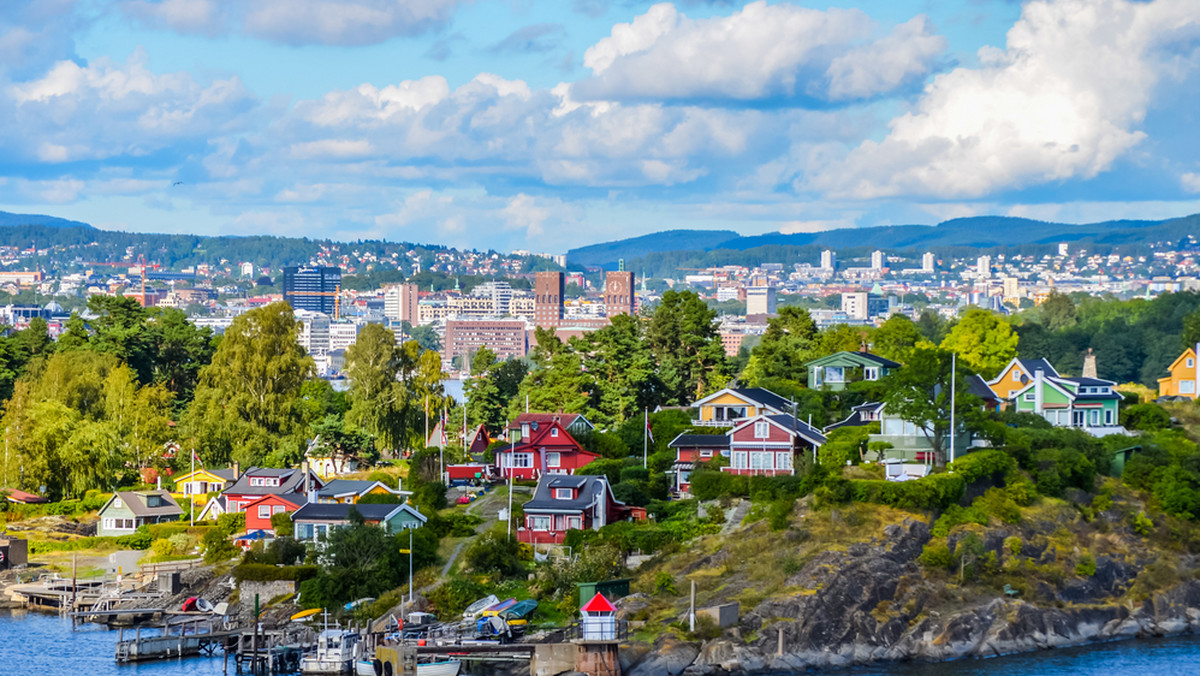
[441, 411, 448, 446]
[645, 410, 654, 444]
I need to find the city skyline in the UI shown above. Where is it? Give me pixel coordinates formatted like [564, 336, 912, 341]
[0, 0, 1198, 253]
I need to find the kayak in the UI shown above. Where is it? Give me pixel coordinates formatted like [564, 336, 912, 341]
[291, 608, 322, 621]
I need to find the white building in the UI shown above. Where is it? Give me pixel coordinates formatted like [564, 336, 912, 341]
[329, 322, 359, 352]
[240, 262, 254, 278]
[383, 283, 419, 324]
[746, 286, 777, 316]
[922, 252, 936, 273]
[297, 310, 332, 357]
[871, 250, 886, 270]
[1058, 243, 1070, 257]
[977, 255, 991, 277]
[821, 250, 837, 270]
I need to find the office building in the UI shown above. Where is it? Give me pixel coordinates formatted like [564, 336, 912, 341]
[820, 250, 837, 270]
[871, 250, 886, 270]
[841, 292, 890, 321]
[534, 271, 565, 328]
[977, 255, 991, 277]
[746, 286, 777, 316]
[383, 283, 419, 324]
[443, 320, 528, 363]
[283, 266, 342, 315]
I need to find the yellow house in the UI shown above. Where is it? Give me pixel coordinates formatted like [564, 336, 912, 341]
[1158, 347, 1198, 399]
[691, 388, 794, 426]
[170, 467, 238, 506]
[314, 479, 408, 504]
[987, 358, 1060, 402]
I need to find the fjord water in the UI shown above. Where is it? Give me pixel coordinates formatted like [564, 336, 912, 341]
[6, 608, 1200, 674]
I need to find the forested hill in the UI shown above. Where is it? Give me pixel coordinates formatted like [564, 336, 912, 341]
[570, 213, 1200, 270]
[0, 210, 94, 229]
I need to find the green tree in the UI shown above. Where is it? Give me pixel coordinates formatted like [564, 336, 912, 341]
[147, 308, 215, 405]
[510, 329, 595, 417]
[14, 317, 55, 364]
[916, 309, 951, 344]
[86, 295, 155, 382]
[1040, 290, 1077, 331]
[881, 346, 982, 467]
[741, 306, 818, 385]
[940, 308, 1018, 378]
[56, 313, 91, 351]
[464, 347, 510, 435]
[644, 290, 728, 403]
[1182, 309, 1200, 350]
[577, 314, 661, 426]
[183, 302, 315, 467]
[871, 314, 925, 363]
[344, 324, 407, 452]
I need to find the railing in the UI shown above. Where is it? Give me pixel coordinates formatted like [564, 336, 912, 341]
[691, 419, 736, 428]
[564, 619, 628, 642]
[139, 558, 204, 576]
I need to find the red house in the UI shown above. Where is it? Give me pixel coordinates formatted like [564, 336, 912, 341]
[220, 465, 324, 514]
[518, 475, 641, 544]
[494, 419, 599, 481]
[668, 434, 730, 493]
[243, 494, 302, 534]
[723, 414, 826, 477]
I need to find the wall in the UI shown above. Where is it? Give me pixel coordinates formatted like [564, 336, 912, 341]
[237, 580, 299, 622]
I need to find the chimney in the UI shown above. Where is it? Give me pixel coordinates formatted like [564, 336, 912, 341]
[156, 475, 161, 490]
[1034, 369, 1044, 414]
[303, 458, 311, 497]
[232, 461, 240, 481]
[1082, 348, 1097, 379]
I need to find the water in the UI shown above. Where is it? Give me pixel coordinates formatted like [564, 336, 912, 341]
[5, 608, 1200, 674]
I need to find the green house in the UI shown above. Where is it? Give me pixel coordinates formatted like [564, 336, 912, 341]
[1010, 372, 1124, 435]
[807, 351, 900, 391]
[97, 490, 185, 537]
[290, 502, 427, 543]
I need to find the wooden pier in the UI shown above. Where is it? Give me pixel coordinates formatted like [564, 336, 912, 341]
[114, 617, 236, 662]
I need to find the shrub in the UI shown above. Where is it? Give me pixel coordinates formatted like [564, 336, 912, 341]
[847, 474, 964, 511]
[216, 512, 246, 534]
[814, 477, 853, 508]
[270, 511, 294, 537]
[233, 563, 319, 582]
[150, 538, 174, 558]
[202, 528, 239, 563]
[115, 532, 152, 550]
[918, 542, 954, 570]
[167, 533, 191, 554]
[949, 449, 1016, 484]
[1076, 554, 1096, 577]
[654, 571, 677, 595]
[1132, 511, 1154, 536]
[618, 466, 650, 484]
[462, 532, 523, 577]
[427, 578, 489, 617]
[767, 498, 794, 531]
[1121, 403, 1171, 432]
[1003, 536, 1022, 557]
[931, 504, 988, 537]
[977, 488, 1021, 525]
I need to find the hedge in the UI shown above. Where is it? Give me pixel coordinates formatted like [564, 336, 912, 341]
[848, 473, 966, 511]
[233, 563, 319, 583]
[948, 450, 1015, 484]
[27, 532, 153, 553]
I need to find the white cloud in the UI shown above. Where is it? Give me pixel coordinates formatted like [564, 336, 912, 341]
[0, 0, 84, 79]
[288, 139, 374, 160]
[120, 0, 226, 36]
[4, 50, 255, 163]
[1182, 172, 1200, 193]
[243, 0, 463, 46]
[573, 1, 944, 104]
[812, 0, 1200, 200]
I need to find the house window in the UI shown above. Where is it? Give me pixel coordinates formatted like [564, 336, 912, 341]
[551, 428, 559, 438]
[1072, 410, 1084, 427]
[813, 368, 823, 386]
[777, 452, 792, 469]
[113, 498, 122, 508]
[530, 516, 551, 531]
[567, 516, 582, 530]
[258, 506, 271, 519]
[699, 449, 713, 459]
[754, 421, 770, 439]
[1089, 409, 1099, 426]
[1181, 380, 1195, 394]
[1189, 358, 1195, 368]
[510, 453, 533, 468]
[1105, 409, 1114, 425]
[554, 488, 573, 500]
[546, 452, 561, 468]
[825, 366, 844, 383]
[731, 452, 747, 469]
[1024, 392, 1035, 402]
[1012, 370, 1021, 381]
[273, 505, 286, 514]
[864, 367, 879, 381]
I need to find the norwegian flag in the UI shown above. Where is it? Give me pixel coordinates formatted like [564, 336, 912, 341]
[441, 411, 448, 446]
[645, 410, 654, 444]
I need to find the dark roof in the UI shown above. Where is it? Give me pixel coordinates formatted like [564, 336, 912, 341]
[224, 466, 320, 496]
[523, 475, 617, 514]
[108, 490, 184, 518]
[806, 350, 901, 369]
[317, 479, 398, 498]
[1017, 358, 1058, 377]
[209, 468, 239, 482]
[1059, 376, 1116, 387]
[764, 414, 827, 446]
[668, 434, 730, 449]
[291, 502, 425, 523]
[966, 374, 1000, 401]
[732, 387, 794, 413]
[506, 413, 591, 431]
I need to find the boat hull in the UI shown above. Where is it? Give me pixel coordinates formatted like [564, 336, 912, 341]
[356, 659, 461, 676]
[301, 656, 354, 675]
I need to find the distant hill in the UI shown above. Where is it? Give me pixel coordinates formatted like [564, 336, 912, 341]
[0, 211, 94, 229]
[576, 213, 1200, 272]
[567, 229, 740, 269]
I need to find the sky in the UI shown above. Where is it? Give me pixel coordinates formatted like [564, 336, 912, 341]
[1, 0, 1199, 254]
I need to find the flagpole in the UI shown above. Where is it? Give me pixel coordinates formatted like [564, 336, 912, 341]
[643, 408, 648, 469]
[949, 352, 957, 467]
[408, 529, 414, 609]
[507, 434, 514, 540]
[189, 448, 195, 527]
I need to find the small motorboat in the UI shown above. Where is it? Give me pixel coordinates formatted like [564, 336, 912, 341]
[300, 627, 361, 675]
[461, 594, 499, 620]
[479, 598, 517, 617]
[361, 647, 462, 676]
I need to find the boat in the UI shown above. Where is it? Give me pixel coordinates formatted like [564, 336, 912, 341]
[292, 608, 322, 622]
[479, 598, 517, 617]
[356, 656, 461, 676]
[461, 594, 499, 620]
[499, 599, 538, 626]
[300, 627, 361, 675]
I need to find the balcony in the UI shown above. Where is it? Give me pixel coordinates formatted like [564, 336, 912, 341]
[691, 419, 737, 428]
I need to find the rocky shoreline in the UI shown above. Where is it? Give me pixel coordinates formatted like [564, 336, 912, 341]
[624, 518, 1200, 675]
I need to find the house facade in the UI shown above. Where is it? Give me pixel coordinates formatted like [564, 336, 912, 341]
[97, 490, 184, 537]
[691, 388, 794, 427]
[171, 466, 238, 506]
[518, 475, 641, 545]
[506, 413, 594, 441]
[1010, 371, 1124, 434]
[314, 479, 407, 504]
[723, 414, 826, 477]
[668, 434, 730, 493]
[806, 350, 900, 390]
[494, 419, 599, 480]
[291, 503, 427, 543]
[1158, 346, 1199, 400]
[220, 466, 324, 514]
[986, 358, 1060, 403]
[243, 494, 302, 534]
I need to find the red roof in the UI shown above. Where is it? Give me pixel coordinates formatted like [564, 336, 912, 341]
[581, 593, 616, 613]
[3, 488, 47, 504]
[507, 413, 585, 431]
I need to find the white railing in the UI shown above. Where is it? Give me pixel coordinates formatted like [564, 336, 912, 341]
[691, 419, 736, 427]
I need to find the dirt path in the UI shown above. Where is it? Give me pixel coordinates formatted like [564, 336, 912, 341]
[420, 489, 509, 592]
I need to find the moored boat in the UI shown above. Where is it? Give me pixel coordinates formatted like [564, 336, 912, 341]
[300, 627, 361, 675]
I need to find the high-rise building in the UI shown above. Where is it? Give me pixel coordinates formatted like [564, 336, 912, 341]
[841, 292, 889, 320]
[296, 310, 332, 356]
[443, 320, 528, 364]
[976, 255, 991, 277]
[820, 250, 837, 270]
[383, 283, 419, 324]
[470, 281, 514, 316]
[746, 286, 777, 316]
[1058, 242, 1070, 257]
[604, 270, 635, 318]
[283, 266, 342, 315]
[534, 271, 565, 328]
[922, 252, 936, 273]
[871, 250, 886, 270]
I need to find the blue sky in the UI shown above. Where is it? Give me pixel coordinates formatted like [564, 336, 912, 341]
[1, 0, 1198, 254]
